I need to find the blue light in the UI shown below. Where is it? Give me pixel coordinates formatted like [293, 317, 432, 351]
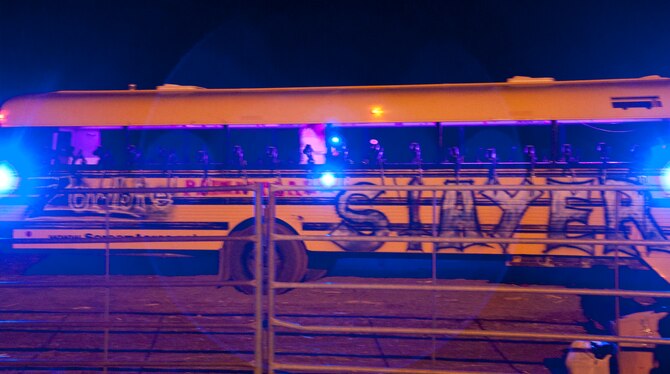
[0, 162, 18, 194]
[330, 136, 340, 144]
[662, 165, 670, 193]
[320, 172, 337, 187]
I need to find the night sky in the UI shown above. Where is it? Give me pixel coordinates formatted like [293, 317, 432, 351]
[2, 0, 670, 104]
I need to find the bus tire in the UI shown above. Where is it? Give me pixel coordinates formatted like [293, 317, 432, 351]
[226, 224, 308, 295]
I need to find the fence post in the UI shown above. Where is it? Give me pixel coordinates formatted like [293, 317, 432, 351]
[254, 183, 264, 374]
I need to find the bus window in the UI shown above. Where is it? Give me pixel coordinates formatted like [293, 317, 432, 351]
[563, 121, 669, 165]
[326, 124, 440, 165]
[228, 127, 301, 168]
[461, 125, 553, 163]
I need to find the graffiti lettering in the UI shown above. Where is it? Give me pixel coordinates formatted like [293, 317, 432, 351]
[546, 179, 596, 254]
[183, 179, 251, 196]
[602, 179, 668, 255]
[399, 177, 430, 251]
[480, 178, 542, 252]
[68, 177, 172, 218]
[330, 177, 669, 256]
[437, 180, 487, 251]
[181, 178, 319, 197]
[34, 176, 173, 219]
[330, 182, 390, 252]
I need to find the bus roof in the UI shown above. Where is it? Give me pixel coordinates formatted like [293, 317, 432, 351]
[2, 76, 670, 127]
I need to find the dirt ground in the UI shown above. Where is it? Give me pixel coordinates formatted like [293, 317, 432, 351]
[0, 253, 631, 373]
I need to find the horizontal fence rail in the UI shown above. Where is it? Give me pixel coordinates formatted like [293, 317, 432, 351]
[276, 281, 670, 298]
[274, 234, 670, 248]
[272, 363, 494, 374]
[272, 318, 670, 346]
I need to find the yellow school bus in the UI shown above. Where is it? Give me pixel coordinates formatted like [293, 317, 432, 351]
[2, 75, 670, 295]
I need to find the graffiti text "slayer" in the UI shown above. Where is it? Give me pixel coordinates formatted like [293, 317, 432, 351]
[330, 178, 667, 256]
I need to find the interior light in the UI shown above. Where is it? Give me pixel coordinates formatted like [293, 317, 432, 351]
[330, 136, 341, 144]
[0, 111, 6, 123]
[371, 106, 384, 117]
[320, 172, 337, 187]
[0, 162, 18, 194]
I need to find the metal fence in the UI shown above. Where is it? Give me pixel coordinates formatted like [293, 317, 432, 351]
[0, 184, 265, 373]
[1, 182, 670, 372]
[267, 182, 670, 374]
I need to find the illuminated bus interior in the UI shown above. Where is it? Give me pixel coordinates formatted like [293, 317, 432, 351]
[2, 120, 670, 175]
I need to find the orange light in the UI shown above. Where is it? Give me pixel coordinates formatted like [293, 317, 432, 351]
[370, 106, 384, 117]
[0, 112, 5, 123]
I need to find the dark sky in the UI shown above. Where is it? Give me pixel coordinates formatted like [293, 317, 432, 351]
[2, 0, 670, 103]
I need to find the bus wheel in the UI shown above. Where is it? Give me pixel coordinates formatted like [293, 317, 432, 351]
[226, 225, 308, 295]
